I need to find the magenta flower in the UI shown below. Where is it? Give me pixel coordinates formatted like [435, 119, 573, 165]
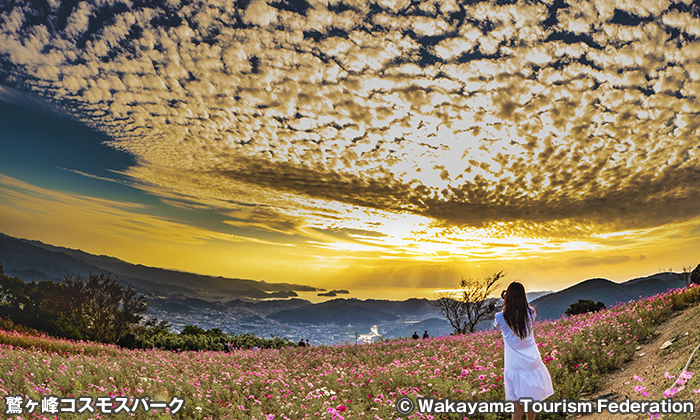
[663, 387, 678, 398]
[678, 371, 693, 380]
[327, 407, 344, 420]
[634, 375, 644, 381]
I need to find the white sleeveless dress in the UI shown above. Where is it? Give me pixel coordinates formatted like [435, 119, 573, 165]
[493, 309, 554, 401]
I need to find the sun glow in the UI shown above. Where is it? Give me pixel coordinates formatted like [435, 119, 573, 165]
[2, 0, 700, 295]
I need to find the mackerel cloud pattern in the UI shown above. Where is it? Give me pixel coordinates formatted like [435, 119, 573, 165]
[1, 0, 699, 243]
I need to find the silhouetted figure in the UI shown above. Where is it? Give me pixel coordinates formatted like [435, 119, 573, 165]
[299, 338, 306, 347]
[223, 342, 230, 353]
[412, 331, 419, 339]
[422, 331, 429, 339]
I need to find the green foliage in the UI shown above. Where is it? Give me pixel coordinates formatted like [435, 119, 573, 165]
[58, 273, 148, 343]
[0, 268, 146, 344]
[141, 317, 174, 336]
[0, 271, 60, 330]
[180, 324, 208, 335]
[691, 263, 700, 285]
[179, 325, 226, 337]
[565, 299, 606, 316]
[0, 262, 295, 352]
[119, 324, 295, 351]
[50, 316, 87, 340]
[0, 316, 43, 336]
[229, 332, 295, 350]
[670, 283, 700, 310]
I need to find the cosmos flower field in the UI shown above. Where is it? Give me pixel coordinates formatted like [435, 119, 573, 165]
[1, 284, 699, 420]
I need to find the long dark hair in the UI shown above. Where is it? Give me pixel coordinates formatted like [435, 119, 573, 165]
[502, 282, 535, 339]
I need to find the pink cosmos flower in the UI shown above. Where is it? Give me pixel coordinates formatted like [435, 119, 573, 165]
[664, 372, 675, 379]
[663, 387, 678, 398]
[327, 408, 344, 420]
[634, 375, 644, 382]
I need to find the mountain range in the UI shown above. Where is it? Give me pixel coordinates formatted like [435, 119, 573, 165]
[0, 232, 689, 329]
[530, 273, 686, 320]
[0, 232, 321, 301]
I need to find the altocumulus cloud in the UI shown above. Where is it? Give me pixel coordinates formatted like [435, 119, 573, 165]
[1, 0, 700, 246]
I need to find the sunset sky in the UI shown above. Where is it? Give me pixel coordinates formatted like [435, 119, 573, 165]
[1, 0, 699, 300]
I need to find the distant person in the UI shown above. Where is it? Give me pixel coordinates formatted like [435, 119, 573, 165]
[494, 282, 553, 420]
[305, 339, 311, 347]
[299, 338, 306, 347]
[411, 331, 419, 340]
[223, 342, 230, 353]
[422, 331, 429, 339]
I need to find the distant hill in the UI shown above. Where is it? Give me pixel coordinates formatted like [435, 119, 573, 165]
[531, 273, 685, 321]
[527, 291, 553, 301]
[0, 232, 321, 300]
[232, 298, 312, 311]
[267, 298, 436, 325]
[1, 232, 691, 333]
[269, 303, 397, 324]
[146, 295, 315, 315]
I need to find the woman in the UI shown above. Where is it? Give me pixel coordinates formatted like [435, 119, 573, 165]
[493, 282, 553, 420]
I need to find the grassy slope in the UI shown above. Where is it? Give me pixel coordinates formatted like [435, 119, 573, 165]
[0, 285, 698, 420]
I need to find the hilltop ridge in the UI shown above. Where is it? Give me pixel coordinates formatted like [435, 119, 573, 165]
[531, 274, 685, 321]
[0, 232, 322, 301]
[0, 231, 694, 345]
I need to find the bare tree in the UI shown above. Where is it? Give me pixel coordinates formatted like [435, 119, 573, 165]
[431, 271, 505, 334]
